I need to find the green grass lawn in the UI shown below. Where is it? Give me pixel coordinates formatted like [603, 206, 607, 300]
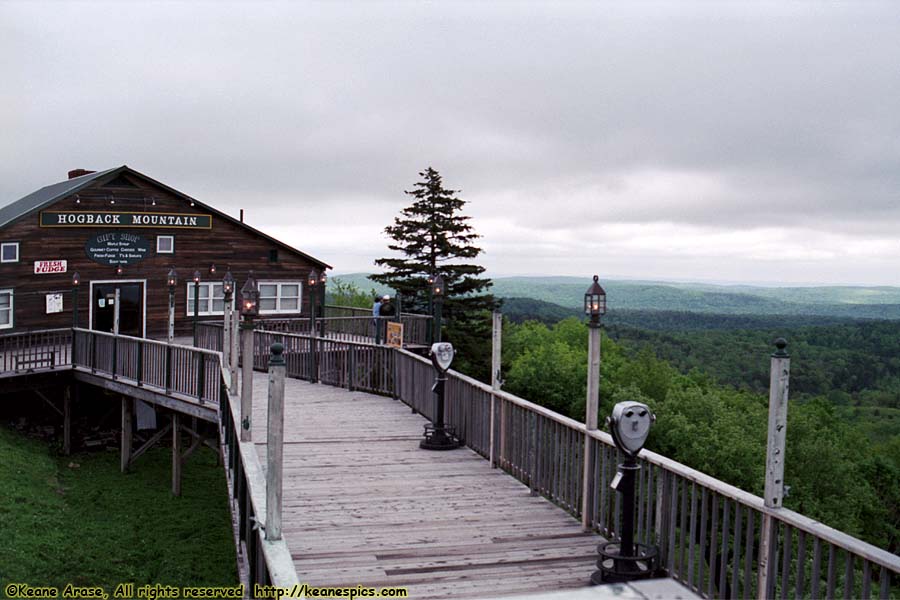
[0, 425, 237, 593]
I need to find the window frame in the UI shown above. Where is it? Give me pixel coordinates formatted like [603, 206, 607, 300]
[258, 281, 303, 315]
[186, 282, 233, 316]
[0, 289, 13, 329]
[1, 242, 19, 263]
[156, 235, 174, 254]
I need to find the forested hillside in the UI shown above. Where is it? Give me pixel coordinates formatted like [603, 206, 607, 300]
[334, 273, 900, 319]
[501, 318, 900, 554]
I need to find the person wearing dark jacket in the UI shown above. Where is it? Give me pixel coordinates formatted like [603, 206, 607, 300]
[379, 295, 396, 343]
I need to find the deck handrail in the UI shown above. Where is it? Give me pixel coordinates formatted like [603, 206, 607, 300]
[191, 326, 900, 598]
[71, 328, 222, 406]
[0, 327, 298, 588]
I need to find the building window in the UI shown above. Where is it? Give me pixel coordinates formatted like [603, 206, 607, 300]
[0, 290, 12, 329]
[186, 282, 232, 316]
[269, 249, 278, 263]
[1, 242, 19, 263]
[157, 235, 174, 254]
[259, 282, 302, 314]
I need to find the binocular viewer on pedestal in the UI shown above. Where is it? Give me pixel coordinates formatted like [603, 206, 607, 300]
[420, 342, 462, 450]
[591, 401, 661, 585]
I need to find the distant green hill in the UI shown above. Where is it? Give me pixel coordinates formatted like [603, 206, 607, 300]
[331, 273, 900, 320]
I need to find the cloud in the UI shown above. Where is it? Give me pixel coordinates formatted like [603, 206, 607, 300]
[2, 1, 900, 284]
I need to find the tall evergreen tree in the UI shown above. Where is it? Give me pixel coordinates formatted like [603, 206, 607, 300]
[372, 167, 496, 379]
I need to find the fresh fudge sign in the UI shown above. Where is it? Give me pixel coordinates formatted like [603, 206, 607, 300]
[41, 211, 211, 229]
[85, 232, 152, 266]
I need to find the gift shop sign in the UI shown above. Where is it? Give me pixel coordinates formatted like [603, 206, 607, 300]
[85, 232, 152, 266]
[34, 260, 68, 274]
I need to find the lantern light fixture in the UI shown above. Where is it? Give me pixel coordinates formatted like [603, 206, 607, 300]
[584, 275, 607, 320]
[72, 272, 80, 288]
[240, 272, 260, 317]
[308, 268, 320, 288]
[223, 269, 235, 297]
[167, 268, 178, 290]
[193, 270, 201, 284]
[433, 274, 444, 297]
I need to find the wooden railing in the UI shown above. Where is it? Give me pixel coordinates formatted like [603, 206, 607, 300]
[324, 304, 433, 345]
[72, 328, 222, 406]
[392, 348, 900, 600]
[0, 327, 298, 588]
[217, 360, 299, 591]
[194, 324, 900, 598]
[0, 328, 73, 373]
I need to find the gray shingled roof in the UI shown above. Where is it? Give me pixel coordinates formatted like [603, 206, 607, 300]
[0, 167, 122, 229]
[0, 166, 331, 269]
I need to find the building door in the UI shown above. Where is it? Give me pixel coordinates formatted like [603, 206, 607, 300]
[91, 282, 144, 337]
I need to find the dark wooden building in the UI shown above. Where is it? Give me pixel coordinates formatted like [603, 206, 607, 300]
[0, 166, 330, 337]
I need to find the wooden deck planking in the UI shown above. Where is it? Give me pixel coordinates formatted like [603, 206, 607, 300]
[248, 373, 604, 599]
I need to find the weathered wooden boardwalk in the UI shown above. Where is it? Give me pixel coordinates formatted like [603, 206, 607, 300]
[249, 372, 604, 599]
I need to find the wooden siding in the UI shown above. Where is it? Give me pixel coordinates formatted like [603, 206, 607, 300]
[0, 171, 323, 335]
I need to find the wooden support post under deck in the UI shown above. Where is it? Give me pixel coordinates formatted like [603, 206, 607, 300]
[63, 386, 71, 456]
[172, 413, 182, 497]
[121, 396, 133, 473]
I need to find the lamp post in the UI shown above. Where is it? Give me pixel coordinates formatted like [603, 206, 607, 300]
[240, 272, 259, 442]
[167, 269, 177, 343]
[222, 269, 235, 386]
[319, 270, 327, 319]
[426, 273, 435, 344]
[308, 268, 319, 335]
[582, 275, 606, 529]
[432, 274, 444, 343]
[71, 272, 80, 329]
[192, 270, 201, 346]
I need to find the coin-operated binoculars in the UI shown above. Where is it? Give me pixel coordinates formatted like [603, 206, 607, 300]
[419, 342, 462, 451]
[591, 401, 660, 584]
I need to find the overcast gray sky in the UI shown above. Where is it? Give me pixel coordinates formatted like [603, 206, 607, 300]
[3, 1, 900, 286]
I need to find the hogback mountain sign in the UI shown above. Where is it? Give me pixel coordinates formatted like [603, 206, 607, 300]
[40, 211, 212, 229]
[85, 232, 152, 266]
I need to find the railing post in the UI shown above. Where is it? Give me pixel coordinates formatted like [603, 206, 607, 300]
[230, 305, 240, 395]
[240, 316, 255, 442]
[490, 310, 502, 468]
[136, 340, 143, 387]
[310, 332, 319, 384]
[91, 332, 96, 374]
[266, 342, 286, 541]
[758, 338, 791, 599]
[197, 352, 206, 404]
[165, 344, 172, 395]
[347, 346, 355, 392]
[582, 318, 601, 529]
[111, 334, 118, 380]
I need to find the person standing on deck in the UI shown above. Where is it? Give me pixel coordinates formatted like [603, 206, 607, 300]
[373, 295, 383, 344]
[379, 294, 396, 344]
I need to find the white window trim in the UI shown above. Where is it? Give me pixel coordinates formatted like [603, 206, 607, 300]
[258, 281, 303, 315]
[1, 242, 19, 263]
[0, 289, 13, 330]
[187, 282, 233, 316]
[157, 235, 174, 254]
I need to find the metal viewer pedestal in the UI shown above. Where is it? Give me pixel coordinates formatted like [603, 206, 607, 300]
[419, 374, 461, 451]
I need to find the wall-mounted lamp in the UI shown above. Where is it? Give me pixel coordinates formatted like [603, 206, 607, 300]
[209, 264, 217, 275]
[115, 265, 123, 276]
